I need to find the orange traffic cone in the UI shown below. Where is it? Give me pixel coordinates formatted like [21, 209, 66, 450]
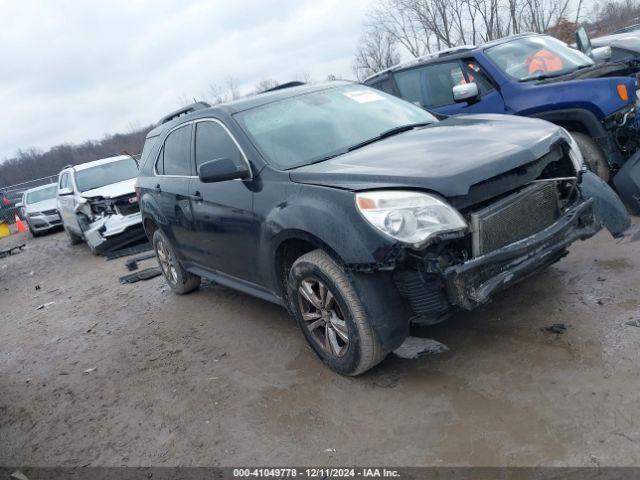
[15, 214, 27, 233]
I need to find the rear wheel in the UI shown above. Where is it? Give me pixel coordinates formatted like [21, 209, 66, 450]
[153, 229, 200, 294]
[288, 249, 386, 376]
[570, 131, 610, 182]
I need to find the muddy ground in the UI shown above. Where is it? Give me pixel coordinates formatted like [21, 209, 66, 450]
[0, 222, 639, 467]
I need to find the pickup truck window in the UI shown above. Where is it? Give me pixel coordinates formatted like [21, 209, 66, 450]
[395, 61, 465, 108]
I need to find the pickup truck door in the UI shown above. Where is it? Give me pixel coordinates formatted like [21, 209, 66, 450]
[393, 60, 507, 116]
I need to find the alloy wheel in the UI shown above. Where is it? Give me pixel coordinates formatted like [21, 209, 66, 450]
[297, 277, 349, 357]
[156, 239, 178, 284]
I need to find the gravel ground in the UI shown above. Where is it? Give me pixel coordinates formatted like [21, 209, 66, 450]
[1, 222, 639, 467]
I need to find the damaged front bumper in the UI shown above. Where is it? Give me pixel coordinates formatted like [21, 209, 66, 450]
[443, 199, 598, 310]
[83, 212, 146, 253]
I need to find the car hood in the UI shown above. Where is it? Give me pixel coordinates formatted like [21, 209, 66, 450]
[592, 32, 640, 52]
[81, 178, 136, 199]
[25, 197, 57, 213]
[289, 114, 565, 198]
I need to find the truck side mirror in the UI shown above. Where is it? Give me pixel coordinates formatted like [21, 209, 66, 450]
[592, 46, 612, 63]
[453, 82, 479, 103]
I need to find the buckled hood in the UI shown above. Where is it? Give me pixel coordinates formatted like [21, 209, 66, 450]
[289, 114, 565, 198]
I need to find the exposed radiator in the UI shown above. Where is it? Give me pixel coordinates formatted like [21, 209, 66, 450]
[471, 182, 560, 257]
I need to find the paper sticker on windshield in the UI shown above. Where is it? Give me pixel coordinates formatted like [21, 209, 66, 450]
[343, 90, 384, 103]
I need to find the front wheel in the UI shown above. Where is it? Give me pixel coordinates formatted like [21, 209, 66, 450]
[288, 249, 386, 376]
[63, 222, 83, 245]
[153, 229, 200, 294]
[570, 131, 610, 183]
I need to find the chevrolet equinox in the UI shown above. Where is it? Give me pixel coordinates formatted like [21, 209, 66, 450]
[137, 82, 629, 375]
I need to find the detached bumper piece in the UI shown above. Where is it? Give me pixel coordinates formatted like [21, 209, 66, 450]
[83, 212, 146, 254]
[444, 200, 598, 310]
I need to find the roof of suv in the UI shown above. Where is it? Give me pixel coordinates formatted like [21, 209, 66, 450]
[364, 33, 542, 83]
[62, 155, 134, 173]
[147, 81, 354, 138]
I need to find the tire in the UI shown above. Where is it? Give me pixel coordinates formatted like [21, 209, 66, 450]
[29, 225, 41, 238]
[570, 131, 610, 183]
[153, 229, 200, 294]
[63, 222, 83, 245]
[288, 249, 386, 376]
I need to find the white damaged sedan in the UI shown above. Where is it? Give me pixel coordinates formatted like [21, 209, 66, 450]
[56, 155, 145, 254]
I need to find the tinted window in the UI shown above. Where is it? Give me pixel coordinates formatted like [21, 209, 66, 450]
[161, 124, 192, 176]
[370, 78, 396, 95]
[195, 121, 244, 172]
[395, 62, 464, 108]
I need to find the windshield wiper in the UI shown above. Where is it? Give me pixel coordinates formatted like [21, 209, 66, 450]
[346, 122, 433, 153]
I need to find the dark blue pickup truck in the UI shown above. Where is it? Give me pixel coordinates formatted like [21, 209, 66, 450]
[364, 33, 640, 212]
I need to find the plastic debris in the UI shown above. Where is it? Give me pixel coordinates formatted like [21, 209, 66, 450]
[393, 336, 449, 359]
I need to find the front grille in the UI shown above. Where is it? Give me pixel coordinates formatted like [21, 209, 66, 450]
[471, 182, 560, 257]
[42, 209, 58, 216]
[113, 194, 140, 216]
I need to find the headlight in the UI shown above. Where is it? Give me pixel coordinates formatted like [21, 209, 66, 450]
[560, 129, 586, 173]
[355, 190, 467, 248]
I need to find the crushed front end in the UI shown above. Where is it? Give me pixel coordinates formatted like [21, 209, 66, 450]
[388, 144, 630, 325]
[76, 192, 145, 254]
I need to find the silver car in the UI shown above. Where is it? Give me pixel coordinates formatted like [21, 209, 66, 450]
[17, 183, 62, 236]
[56, 155, 145, 254]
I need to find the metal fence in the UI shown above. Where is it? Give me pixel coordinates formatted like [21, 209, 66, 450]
[1, 175, 59, 225]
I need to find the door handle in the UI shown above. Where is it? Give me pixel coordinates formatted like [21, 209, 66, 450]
[153, 184, 161, 193]
[190, 191, 203, 202]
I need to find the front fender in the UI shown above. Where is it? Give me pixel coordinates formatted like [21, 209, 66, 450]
[581, 171, 631, 237]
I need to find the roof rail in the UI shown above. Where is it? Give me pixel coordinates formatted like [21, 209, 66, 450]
[156, 101, 211, 126]
[363, 45, 477, 83]
[261, 81, 305, 93]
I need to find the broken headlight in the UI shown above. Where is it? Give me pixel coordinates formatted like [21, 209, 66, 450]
[355, 190, 467, 248]
[561, 129, 586, 174]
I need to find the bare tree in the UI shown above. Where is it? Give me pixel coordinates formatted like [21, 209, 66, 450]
[207, 76, 242, 105]
[254, 78, 280, 93]
[353, 25, 401, 80]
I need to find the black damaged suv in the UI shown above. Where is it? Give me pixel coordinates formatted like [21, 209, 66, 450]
[137, 82, 629, 375]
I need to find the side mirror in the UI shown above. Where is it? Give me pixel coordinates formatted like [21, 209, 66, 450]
[592, 46, 612, 63]
[576, 27, 592, 56]
[453, 82, 479, 103]
[198, 158, 249, 183]
[15, 202, 23, 208]
[58, 187, 73, 196]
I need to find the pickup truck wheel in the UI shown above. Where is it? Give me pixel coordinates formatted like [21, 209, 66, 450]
[570, 131, 610, 183]
[289, 249, 386, 376]
[63, 222, 83, 245]
[153, 229, 200, 294]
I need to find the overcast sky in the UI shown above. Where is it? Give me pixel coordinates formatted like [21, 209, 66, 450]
[0, 0, 374, 161]
[0, 0, 598, 162]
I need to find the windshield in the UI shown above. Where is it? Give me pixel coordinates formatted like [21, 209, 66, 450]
[486, 35, 594, 81]
[26, 185, 57, 204]
[75, 158, 139, 192]
[235, 85, 437, 169]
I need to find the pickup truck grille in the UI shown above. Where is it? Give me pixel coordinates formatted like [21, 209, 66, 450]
[470, 181, 560, 257]
[113, 194, 140, 216]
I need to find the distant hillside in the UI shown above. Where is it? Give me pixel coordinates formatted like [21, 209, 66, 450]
[0, 126, 153, 187]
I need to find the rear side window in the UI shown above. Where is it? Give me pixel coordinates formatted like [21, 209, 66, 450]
[369, 77, 396, 95]
[158, 124, 192, 176]
[194, 121, 245, 172]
